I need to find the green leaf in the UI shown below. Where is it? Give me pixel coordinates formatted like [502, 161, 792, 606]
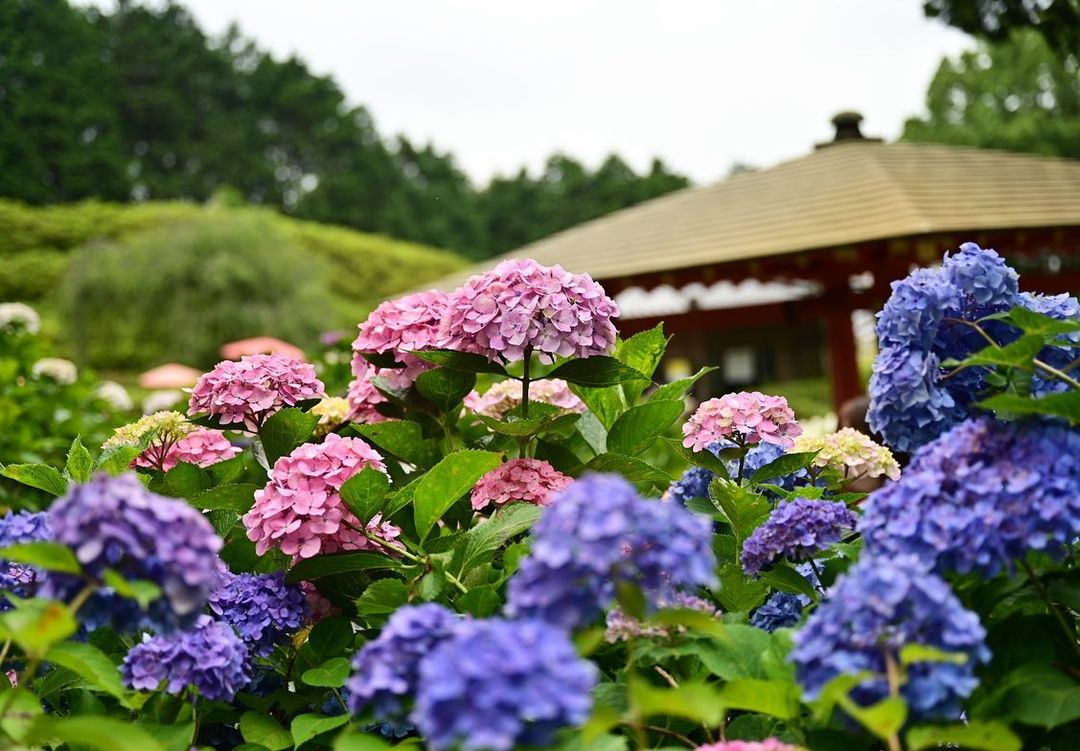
[750, 451, 818, 484]
[571, 385, 626, 430]
[339, 467, 390, 525]
[1006, 305, 1080, 337]
[65, 437, 94, 483]
[414, 368, 476, 411]
[586, 453, 671, 485]
[356, 578, 410, 618]
[546, 356, 649, 388]
[458, 503, 542, 574]
[899, 643, 969, 666]
[995, 664, 1080, 728]
[260, 407, 320, 465]
[606, 400, 684, 455]
[759, 563, 818, 600]
[47, 641, 126, 700]
[977, 391, 1080, 425]
[456, 585, 501, 617]
[709, 478, 772, 542]
[102, 569, 162, 610]
[95, 444, 143, 476]
[27, 715, 166, 751]
[663, 437, 731, 480]
[411, 348, 509, 375]
[692, 622, 771, 679]
[137, 721, 196, 751]
[0, 463, 68, 496]
[334, 732, 393, 751]
[285, 551, 404, 584]
[413, 450, 503, 539]
[0, 541, 81, 574]
[947, 334, 1045, 370]
[716, 678, 800, 720]
[715, 562, 769, 612]
[352, 420, 440, 468]
[650, 366, 717, 402]
[189, 482, 259, 512]
[0, 598, 78, 657]
[478, 410, 581, 438]
[160, 461, 212, 499]
[240, 711, 293, 750]
[0, 689, 41, 743]
[628, 676, 724, 725]
[907, 721, 1022, 751]
[616, 324, 668, 403]
[838, 695, 908, 742]
[292, 713, 349, 749]
[301, 657, 352, 688]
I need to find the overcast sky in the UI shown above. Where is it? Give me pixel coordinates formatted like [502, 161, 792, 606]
[88, 1, 973, 185]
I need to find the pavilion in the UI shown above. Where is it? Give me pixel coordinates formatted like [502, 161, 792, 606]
[426, 113, 1080, 412]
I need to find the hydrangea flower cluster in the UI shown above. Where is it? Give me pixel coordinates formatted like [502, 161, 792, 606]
[794, 428, 900, 483]
[243, 433, 399, 559]
[791, 554, 989, 720]
[604, 592, 720, 643]
[45, 473, 222, 630]
[664, 441, 798, 505]
[0, 301, 41, 335]
[0, 511, 52, 607]
[121, 615, 250, 702]
[860, 417, 1080, 577]
[346, 360, 390, 424]
[209, 571, 307, 657]
[506, 473, 716, 630]
[741, 498, 857, 575]
[750, 592, 805, 633]
[188, 353, 325, 431]
[439, 259, 619, 362]
[95, 380, 134, 411]
[104, 410, 192, 450]
[413, 618, 597, 751]
[464, 378, 585, 419]
[310, 396, 352, 436]
[683, 392, 801, 452]
[695, 741, 803, 751]
[353, 290, 448, 369]
[1021, 291, 1080, 393]
[347, 604, 460, 726]
[470, 459, 573, 511]
[31, 357, 78, 384]
[106, 411, 239, 473]
[159, 428, 241, 472]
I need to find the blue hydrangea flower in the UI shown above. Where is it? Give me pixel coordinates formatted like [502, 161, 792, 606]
[412, 618, 597, 751]
[209, 571, 307, 657]
[860, 417, 1080, 577]
[43, 473, 223, 632]
[347, 604, 459, 726]
[791, 554, 989, 720]
[1020, 291, 1080, 395]
[666, 442, 800, 506]
[0, 511, 52, 608]
[505, 473, 716, 630]
[665, 465, 714, 505]
[741, 497, 857, 575]
[121, 615, 250, 702]
[750, 592, 804, 632]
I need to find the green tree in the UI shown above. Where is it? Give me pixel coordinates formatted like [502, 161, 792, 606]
[903, 29, 1080, 159]
[923, 0, 1079, 61]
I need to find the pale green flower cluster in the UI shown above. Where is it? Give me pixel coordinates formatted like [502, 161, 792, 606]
[103, 410, 193, 450]
[311, 396, 351, 436]
[795, 427, 901, 482]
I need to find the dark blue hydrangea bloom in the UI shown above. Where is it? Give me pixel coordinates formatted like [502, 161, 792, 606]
[0, 511, 52, 608]
[792, 554, 989, 720]
[121, 615, 250, 702]
[505, 473, 716, 630]
[666, 442, 800, 505]
[346, 604, 459, 726]
[860, 417, 1080, 577]
[741, 498, 857, 575]
[209, 571, 307, 657]
[43, 473, 223, 632]
[665, 465, 714, 505]
[413, 618, 597, 751]
[750, 592, 804, 632]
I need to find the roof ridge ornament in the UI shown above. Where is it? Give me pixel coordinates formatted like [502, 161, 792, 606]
[815, 111, 883, 150]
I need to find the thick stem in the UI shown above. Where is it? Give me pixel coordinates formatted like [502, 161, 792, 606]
[1022, 560, 1080, 659]
[520, 346, 533, 419]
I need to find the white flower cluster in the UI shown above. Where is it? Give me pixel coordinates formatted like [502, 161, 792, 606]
[0, 302, 41, 335]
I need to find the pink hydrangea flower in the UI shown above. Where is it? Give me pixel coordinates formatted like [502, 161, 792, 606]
[440, 259, 619, 362]
[243, 433, 400, 559]
[696, 742, 802, 751]
[464, 378, 586, 419]
[683, 391, 802, 452]
[353, 290, 449, 357]
[345, 357, 415, 424]
[188, 353, 325, 431]
[300, 581, 338, 621]
[134, 428, 241, 473]
[471, 459, 574, 511]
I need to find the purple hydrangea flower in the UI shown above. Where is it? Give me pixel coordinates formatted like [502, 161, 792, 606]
[121, 615, 250, 702]
[412, 618, 597, 751]
[750, 592, 804, 632]
[741, 498, 857, 575]
[347, 604, 460, 725]
[44, 473, 223, 631]
[791, 554, 989, 720]
[0, 511, 52, 608]
[860, 417, 1080, 577]
[208, 571, 307, 657]
[505, 473, 716, 630]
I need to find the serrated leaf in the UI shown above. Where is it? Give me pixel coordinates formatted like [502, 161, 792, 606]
[411, 349, 509, 375]
[1006, 305, 1080, 337]
[356, 578, 409, 618]
[715, 562, 769, 612]
[709, 478, 772, 542]
[240, 712, 292, 750]
[650, 366, 717, 402]
[947, 334, 1045, 370]
[352, 420, 440, 468]
[160, 461, 212, 499]
[292, 713, 349, 749]
[260, 408, 319, 465]
[586, 453, 671, 485]
[546, 356, 649, 388]
[65, 437, 94, 484]
[571, 384, 626, 430]
[0, 541, 81, 574]
[978, 391, 1080, 425]
[414, 368, 476, 411]
[606, 400, 684, 455]
[616, 325, 668, 404]
[301, 657, 351, 688]
[189, 483, 258, 512]
[458, 503, 541, 574]
[339, 467, 390, 525]
[750, 451, 817, 484]
[0, 463, 68, 496]
[906, 721, 1021, 751]
[413, 450, 502, 539]
[285, 551, 404, 584]
[478, 411, 581, 438]
[95, 445, 143, 476]
[47, 642, 126, 700]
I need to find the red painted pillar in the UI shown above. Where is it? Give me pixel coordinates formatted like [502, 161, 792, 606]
[825, 305, 861, 416]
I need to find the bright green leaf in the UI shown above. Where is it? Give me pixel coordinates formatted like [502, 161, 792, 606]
[65, 437, 94, 484]
[240, 711, 293, 750]
[285, 551, 404, 584]
[0, 463, 68, 496]
[189, 483, 259, 513]
[628, 675, 724, 725]
[301, 657, 352, 688]
[102, 569, 162, 609]
[606, 400, 684, 455]
[650, 367, 717, 402]
[586, 453, 671, 486]
[352, 420, 440, 468]
[750, 451, 819, 484]
[907, 721, 1022, 751]
[458, 503, 541, 574]
[546, 356, 649, 388]
[334, 731, 393, 751]
[716, 678, 800, 719]
[292, 713, 349, 749]
[413, 450, 502, 539]
[0, 599, 78, 657]
[0, 689, 41, 743]
[47, 641, 126, 700]
[978, 391, 1080, 425]
[414, 368, 476, 411]
[260, 408, 320, 466]
[0, 541, 81, 574]
[339, 467, 390, 525]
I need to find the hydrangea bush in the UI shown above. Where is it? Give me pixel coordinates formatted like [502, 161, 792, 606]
[1, 246, 1078, 751]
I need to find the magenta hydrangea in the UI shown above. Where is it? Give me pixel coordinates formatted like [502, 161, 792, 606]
[471, 459, 573, 511]
[243, 433, 400, 559]
[683, 391, 802, 452]
[188, 353, 325, 431]
[135, 428, 240, 473]
[464, 378, 585, 419]
[439, 259, 619, 362]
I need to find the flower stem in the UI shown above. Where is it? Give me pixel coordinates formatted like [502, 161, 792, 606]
[520, 346, 533, 419]
[1033, 358, 1080, 391]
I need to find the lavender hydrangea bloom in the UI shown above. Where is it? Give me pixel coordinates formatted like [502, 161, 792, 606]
[0, 511, 52, 608]
[347, 604, 459, 725]
[209, 572, 307, 657]
[121, 615, 250, 702]
[505, 474, 716, 630]
[791, 555, 989, 720]
[741, 498, 857, 575]
[44, 473, 223, 631]
[412, 618, 597, 751]
[860, 417, 1080, 577]
[750, 592, 804, 632]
